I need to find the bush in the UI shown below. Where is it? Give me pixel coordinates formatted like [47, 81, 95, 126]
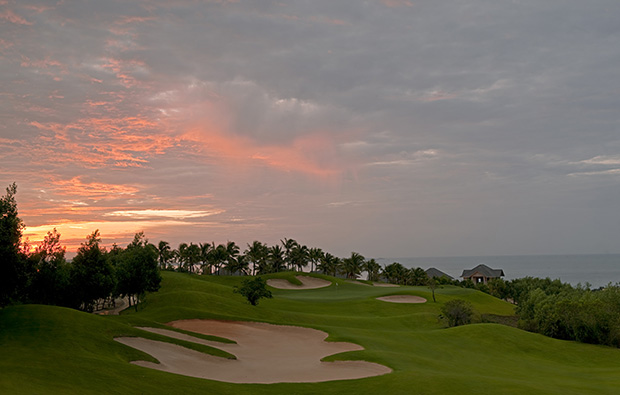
[440, 299, 474, 327]
[234, 277, 272, 306]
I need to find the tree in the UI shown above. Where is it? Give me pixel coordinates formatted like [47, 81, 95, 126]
[410, 267, 428, 286]
[223, 241, 240, 274]
[234, 277, 273, 306]
[29, 228, 70, 305]
[427, 277, 437, 303]
[266, 245, 286, 274]
[308, 247, 323, 273]
[175, 242, 188, 272]
[318, 252, 340, 277]
[185, 243, 201, 273]
[199, 242, 212, 274]
[245, 241, 268, 276]
[440, 299, 474, 327]
[0, 183, 27, 306]
[290, 244, 309, 272]
[341, 252, 364, 279]
[70, 230, 115, 312]
[210, 243, 228, 275]
[364, 258, 382, 282]
[115, 232, 162, 311]
[157, 240, 172, 270]
[281, 238, 298, 270]
[383, 262, 406, 284]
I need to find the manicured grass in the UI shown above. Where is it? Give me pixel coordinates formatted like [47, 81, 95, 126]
[2, 271, 620, 394]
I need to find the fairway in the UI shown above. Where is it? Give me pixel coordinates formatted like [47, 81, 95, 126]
[2, 271, 620, 394]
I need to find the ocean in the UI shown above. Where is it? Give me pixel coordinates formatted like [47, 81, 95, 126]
[375, 254, 620, 288]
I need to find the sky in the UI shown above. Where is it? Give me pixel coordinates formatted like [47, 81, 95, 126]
[1, 0, 620, 258]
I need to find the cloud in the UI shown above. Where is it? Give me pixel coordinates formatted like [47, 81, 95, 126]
[4, 0, 620, 257]
[104, 209, 224, 220]
[51, 177, 141, 199]
[0, 8, 33, 25]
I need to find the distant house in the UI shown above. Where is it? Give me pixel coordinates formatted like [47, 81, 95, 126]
[461, 264, 504, 285]
[425, 267, 453, 280]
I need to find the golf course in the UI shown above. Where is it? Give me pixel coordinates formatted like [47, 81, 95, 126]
[2, 271, 620, 394]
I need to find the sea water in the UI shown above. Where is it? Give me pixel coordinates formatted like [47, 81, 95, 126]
[375, 254, 620, 288]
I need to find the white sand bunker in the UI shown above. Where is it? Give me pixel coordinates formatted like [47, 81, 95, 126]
[116, 320, 391, 383]
[377, 295, 427, 303]
[267, 275, 331, 290]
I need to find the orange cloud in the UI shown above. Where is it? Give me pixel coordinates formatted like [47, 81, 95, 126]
[30, 116, 175, 168]
[182, 127, 345, 178]
[51, 177, 141, 199]
[23, 219, 200, 252]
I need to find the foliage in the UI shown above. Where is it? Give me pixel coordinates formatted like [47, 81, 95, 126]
[427, 277, 438, 302]
[157, 240, 173, 270]
[115, 232, 162, 311]
[233, 276, 273, 306]
[340, 252, 364, 279]
[515, 281, 620, 347]
[317, 252, 340, 276]
[70, 230, 115, 312]
[440, 299, 475, 327]
[364, 258, 382, 282]
[0, 183, 27, 306]
[28, 228, 71, 306]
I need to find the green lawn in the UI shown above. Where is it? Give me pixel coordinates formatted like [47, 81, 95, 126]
[1, 271, 620, 394]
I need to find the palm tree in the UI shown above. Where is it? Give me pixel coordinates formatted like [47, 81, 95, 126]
[226, 253, 250, 276]
[185, 243, 201, 274]
[340, 252, 365, 279]
[290, 244, 309, 272]
[210, 243, 228, 275]
[245, 241, 268, 276]
[267, 245, 286, 273]
[199, 242, 212, 274]
[308, 247, 323, 273]
[223, 241, 240, 275]
[176, 243, 188, 272]
[383, 262, 406, 284]
[410, 267, 428, 286]
[157, 240, 172, 270]
[364, 258, 382, 282]
[318, 252, 340, 276]
[281, 238, 298, 271]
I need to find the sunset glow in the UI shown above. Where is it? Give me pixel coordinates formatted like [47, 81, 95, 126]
[2, 0, 620, 257]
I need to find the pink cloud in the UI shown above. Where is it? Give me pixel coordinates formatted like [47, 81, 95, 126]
[0, 9, 33, 25]
[29, 116, 176, 169]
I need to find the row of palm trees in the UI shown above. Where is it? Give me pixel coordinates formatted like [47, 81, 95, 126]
[156, 238, 385, 280]
[156, 238, 439, 286]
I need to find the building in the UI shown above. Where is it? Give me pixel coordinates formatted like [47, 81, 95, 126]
[461, 264, 504, 285]
[425, 267, 454, 280]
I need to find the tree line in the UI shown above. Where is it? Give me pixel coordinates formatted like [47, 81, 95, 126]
[1, 183, 455, 311]
[0, 184, 161, 311]
[469, 275, 620, 348]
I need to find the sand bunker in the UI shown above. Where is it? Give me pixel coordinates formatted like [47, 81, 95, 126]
[267, 275, 331, 290]
[376, 295, 427, 303]
[116, 320, 390, 383]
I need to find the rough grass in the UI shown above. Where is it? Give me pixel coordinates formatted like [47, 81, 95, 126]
[2, 271, 620, 394]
